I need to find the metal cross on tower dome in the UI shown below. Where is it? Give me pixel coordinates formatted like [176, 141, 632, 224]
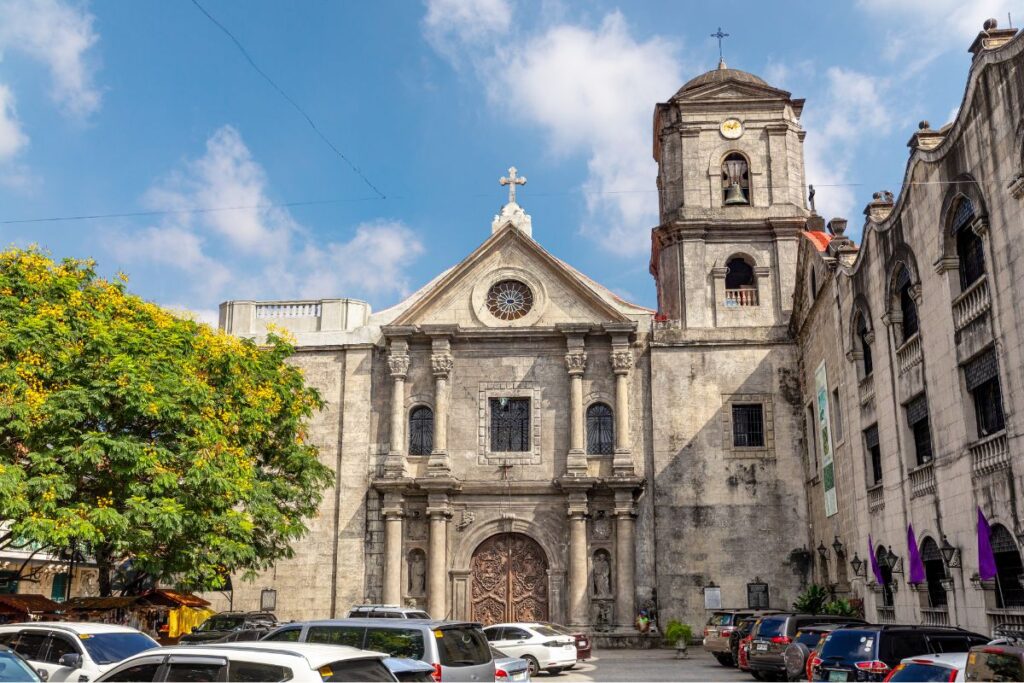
[499, 166, 527, 204]
[711, 27, 729, 68]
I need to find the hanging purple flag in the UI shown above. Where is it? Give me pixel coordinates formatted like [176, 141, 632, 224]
[868, 534, 884, 584]
[978, 507, 998, 581]
[907, 524, 926, 584]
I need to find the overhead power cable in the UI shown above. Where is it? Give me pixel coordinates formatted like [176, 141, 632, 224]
[188, 0, 386, 200]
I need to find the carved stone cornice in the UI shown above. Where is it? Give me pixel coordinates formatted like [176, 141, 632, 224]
[911, 284, 923, 305]
[431, 353, 453, 378]
[933, 256, 959, 274]
[611, 350, 634, 375]
[388, 354, 410, 379]
[971, 215, 989, 237]
[881, 311, 902, 328]
[1008, 175, 1024, 200]
[565, 351, 587, 376]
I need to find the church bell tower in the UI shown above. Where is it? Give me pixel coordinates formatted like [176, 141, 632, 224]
[649, 60, 810, 330]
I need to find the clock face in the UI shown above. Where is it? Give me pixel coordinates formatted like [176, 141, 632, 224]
[720, 118, 743, 139]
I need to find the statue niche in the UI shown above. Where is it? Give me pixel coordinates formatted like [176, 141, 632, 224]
[408, 548, 426, 596]
[592, 549, 612, 597]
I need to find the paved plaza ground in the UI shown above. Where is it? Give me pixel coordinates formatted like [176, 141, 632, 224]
[556, 647, 747, 682]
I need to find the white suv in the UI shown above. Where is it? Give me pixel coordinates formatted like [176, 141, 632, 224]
[96, 642, 397, 682]
[482, 623, 576, 677]
[0, 622, 159, 682]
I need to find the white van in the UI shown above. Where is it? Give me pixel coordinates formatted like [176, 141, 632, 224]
[0, 622, 159, 682]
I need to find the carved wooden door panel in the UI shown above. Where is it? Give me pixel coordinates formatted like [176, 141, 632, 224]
[471, 533, 548, 625]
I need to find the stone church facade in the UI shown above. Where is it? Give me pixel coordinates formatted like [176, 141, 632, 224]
[211, 22, 1023, 637]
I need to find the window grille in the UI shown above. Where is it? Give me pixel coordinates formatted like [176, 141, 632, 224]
[897, 268, 919, 340]
[865, 424, 882, 485]
[857, 315, 874, 376]
[906, 394, 929, 425]
[408, 406, 434, 456]
[732, 404, 765, 448]
[950, 197, 975, 234]
[957, 228, 985, 290]
[965, 349, 999, 390]
[586, 403, 614, 455]
[490, 398, 531, 452]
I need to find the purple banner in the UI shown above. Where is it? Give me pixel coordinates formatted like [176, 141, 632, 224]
[907, 524, 926, 584]
[978, 507, 997, 581]
[869, 534, 884, 584]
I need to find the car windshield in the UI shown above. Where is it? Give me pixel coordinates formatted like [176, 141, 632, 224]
[967, 650, 1024, 681]
[707, 613, 733, 627]
[79, 633, 159, 665]
[197, 616, 246, 632]
[531, 626, 562, 638]
[755, 617, 786, 638]
[889, 662, 956, 682]
[0, 651, 39, 683]
[819, 631, 877, 662]
[435, 627, 490, 667]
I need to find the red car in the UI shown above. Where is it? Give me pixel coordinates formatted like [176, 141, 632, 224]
[541, 623, 591, 661]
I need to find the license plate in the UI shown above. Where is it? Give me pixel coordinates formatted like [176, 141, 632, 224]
[756, 643, 768, 651]
[510, 674, 527, 682]
[828, 670, 849, 682]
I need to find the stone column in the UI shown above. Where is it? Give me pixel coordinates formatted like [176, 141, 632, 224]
[611, 342, 634, 476]
[567, 493, 589, 627]
[426, 500, 450, 618]
[384, 339, 410, 478]
[382, 493, 404, 605]
[565, 333, 588, 476]
[613, 490, 636, 629]
[428, 336, 453, 477]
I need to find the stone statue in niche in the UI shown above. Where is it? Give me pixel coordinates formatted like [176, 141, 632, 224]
[408, 550, 426, 595]
[592, 551, 612, 597]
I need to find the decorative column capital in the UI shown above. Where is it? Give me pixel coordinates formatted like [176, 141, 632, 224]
[431, 353, 453, 378]
[565, 351, 587, 376]
[971, 215, 989, 237]
[711, 266, 729, 278]
[846, 349, 863, 363]
[933, 256, 959, 274]
[881, 311, 902, 327]
[567, 492, 589, 518]
[612, 349, 633, 375]
[910, 284, 923, 305]
[388, 354, 410, 378]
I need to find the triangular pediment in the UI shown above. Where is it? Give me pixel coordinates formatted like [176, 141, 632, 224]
[675, 81, 791, 102]
[390, 224, 640, 329]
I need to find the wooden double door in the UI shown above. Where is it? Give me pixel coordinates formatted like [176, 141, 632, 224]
[470, 533, 549, 625]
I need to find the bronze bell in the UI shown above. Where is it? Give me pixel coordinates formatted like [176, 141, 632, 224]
[724, 182, 747, 205]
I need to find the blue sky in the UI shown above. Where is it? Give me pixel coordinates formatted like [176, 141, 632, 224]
[0, 0, 1015, 322]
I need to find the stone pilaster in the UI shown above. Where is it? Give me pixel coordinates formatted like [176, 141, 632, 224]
[426, 494, 451, 619]
[384, 338, 410, 478]
[382, 492, 404, 605]
[612, 488, 637, 629]
[428, 335, 453, 477]
[611, 343, 634, 477]
[565, 333, 588, 476]
[567, 492, 590, 627]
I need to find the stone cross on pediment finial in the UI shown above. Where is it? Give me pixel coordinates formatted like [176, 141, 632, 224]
[500, 166, 527, 204]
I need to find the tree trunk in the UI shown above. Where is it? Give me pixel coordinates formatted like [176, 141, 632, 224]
[96, 546, 113, 597]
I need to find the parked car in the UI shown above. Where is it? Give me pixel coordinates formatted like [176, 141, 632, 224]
[749, 614, 868, 679]
[811, 625, 989, 682]
[704, 609, 783, 666]
[384, 656, 437, 682]
[261, 619, 494, 682]
[482, 623, 576, 677]
[0, 622, 159, 682]
[178, 611, 278, 644]
[964, 643, 1024, 682]
[536, 623, 591, 662]
[490, 646, 530, 682]
[730, 617, 760, 669]
[784, 623, 865, 682]
[884, 653, 968, 682]
[348, 605, 433, 620]
[0, 644, 41, 683]
[738, 619, 762, 674]
[95, 642, 396, 682]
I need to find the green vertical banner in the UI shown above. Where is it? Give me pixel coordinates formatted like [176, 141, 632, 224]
[816, 361, 837, 517]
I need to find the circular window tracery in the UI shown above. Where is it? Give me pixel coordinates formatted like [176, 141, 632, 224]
[486, 279, 534, 321]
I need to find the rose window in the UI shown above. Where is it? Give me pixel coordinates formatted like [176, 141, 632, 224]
[486, 280, 534, 321]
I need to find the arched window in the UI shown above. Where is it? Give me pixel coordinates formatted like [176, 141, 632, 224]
[409, 406, 434, 456]
[721, 153, 750, 205]
[991, 524, 1024, 608]
[895, 265, 919, 342]
[877, 544, 895, 607]
[586, 403, 614, 455]
[725, 257, 755, 289]
[920, 537, 948, 608]
[951, 197, 985, 290]
[856, 312, 874, 377]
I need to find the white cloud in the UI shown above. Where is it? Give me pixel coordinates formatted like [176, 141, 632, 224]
[820, 67, 892, 141]
[109, 126, 425, 310]
[425, 2, 685, 256]
[422, 0, 511, 61]
[0, 85, 28, 161]
[0, 0, 102, 117]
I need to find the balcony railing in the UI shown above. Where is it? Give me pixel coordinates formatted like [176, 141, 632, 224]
[858, 374, 875, 406]
[952, 275, 991, 332]
[909, 461, 936, 498]
[868, 484, 885, 513]
[970, 430, 1009, 477]
[876, 606, 896, 623]
[724, 289, 759, 307]
[256, 302, 323, 319]
[896, 333, 923, 375]
[920, 607, 950, 626]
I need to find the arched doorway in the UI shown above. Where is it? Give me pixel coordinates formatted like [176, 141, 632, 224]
[470, 533, 549, 625]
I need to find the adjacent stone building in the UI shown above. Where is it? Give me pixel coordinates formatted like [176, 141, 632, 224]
[791, 21, 1024, 634]
[209, 21, 1024, 637]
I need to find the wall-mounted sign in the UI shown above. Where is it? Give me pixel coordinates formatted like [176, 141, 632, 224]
[704, 585, 722, 610]
[815, 362, 837, 517]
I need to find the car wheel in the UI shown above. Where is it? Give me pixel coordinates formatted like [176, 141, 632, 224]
[545, 666, 564, 675]
[714, 653, 734, 667]
[751, 672, 766, 681]
[523, 655, 540, 678]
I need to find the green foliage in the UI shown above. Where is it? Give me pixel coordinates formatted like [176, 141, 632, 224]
[664, 620, 692, 646]
[822, 598, 858, 617]
[793, 584, 832, 614]
[0, 248, 334, 594]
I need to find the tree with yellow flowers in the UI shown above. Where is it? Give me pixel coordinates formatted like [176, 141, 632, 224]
[0, 247, 333, 596]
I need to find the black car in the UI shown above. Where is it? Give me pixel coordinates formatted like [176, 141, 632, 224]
[811, 625, 989, 682]
[178, 611, 279, 644]
[749, 614, 867, 679]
